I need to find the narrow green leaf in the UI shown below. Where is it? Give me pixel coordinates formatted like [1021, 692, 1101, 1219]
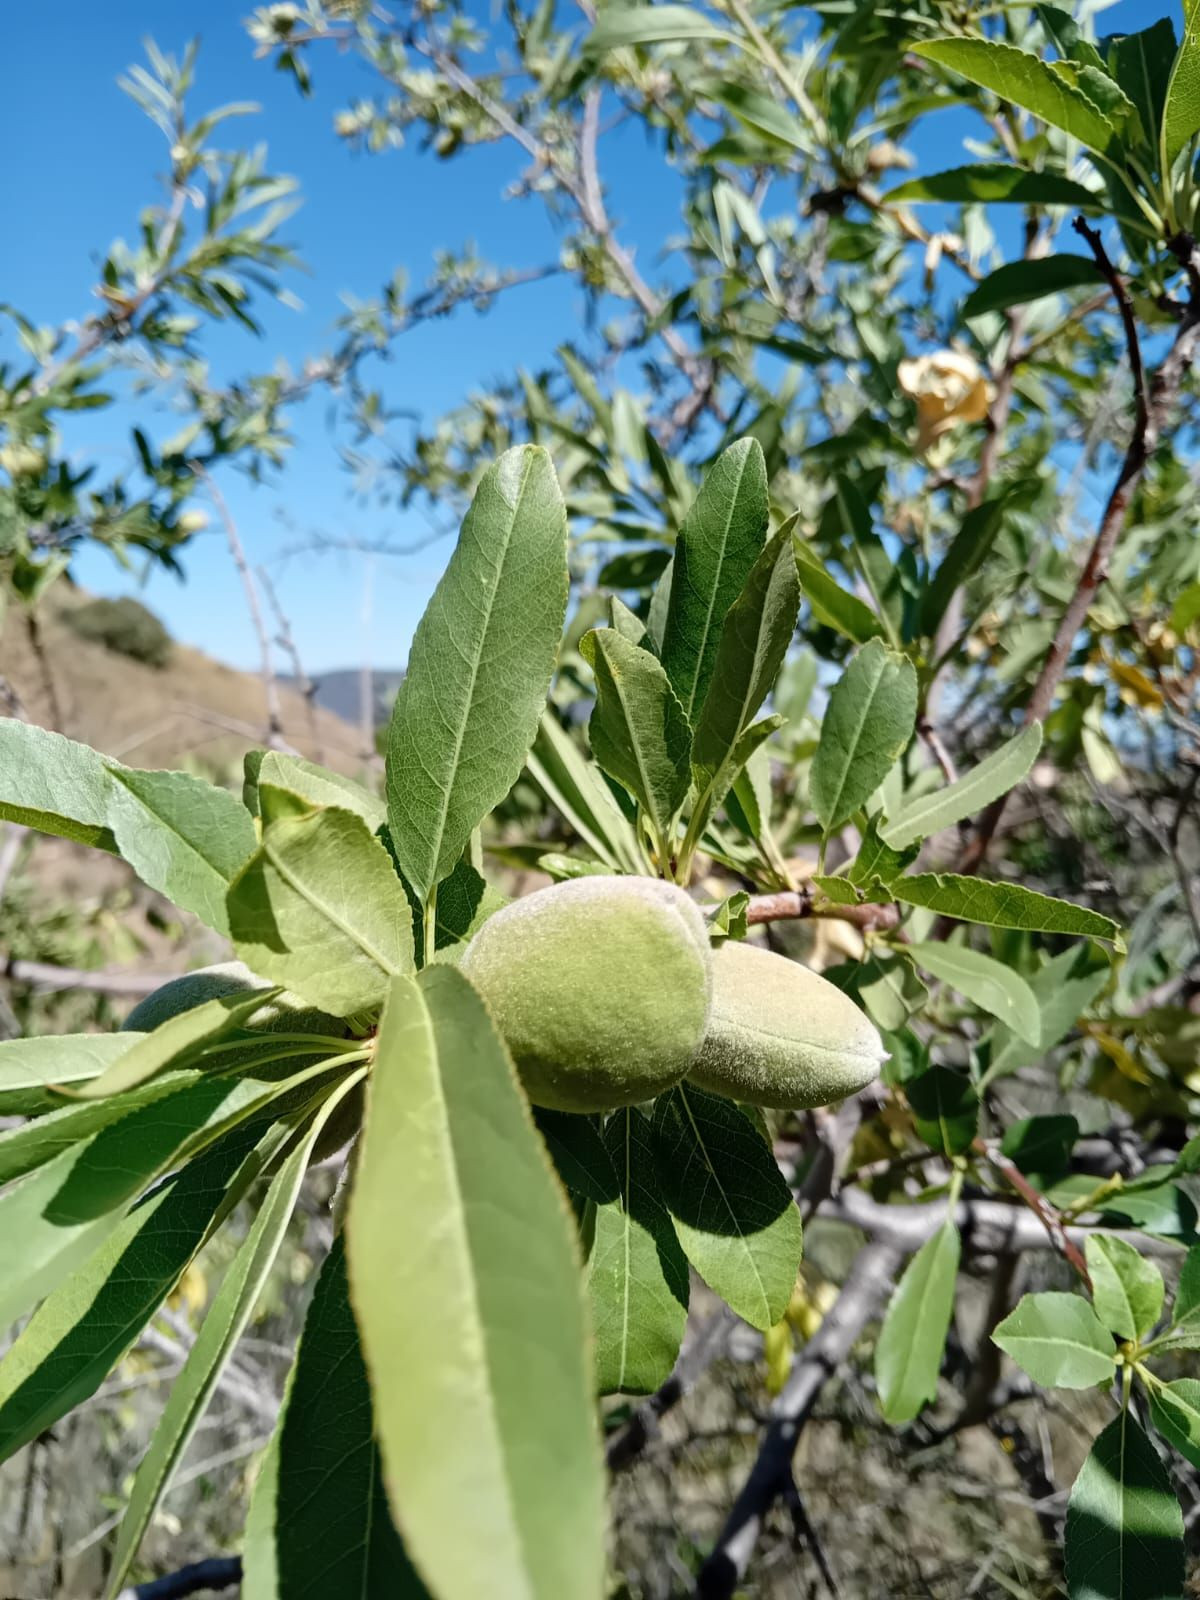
[589, 1106, 689, 1396]
[0, 720, 117, 850]
[963, 254, 1105, 320]
[584, 5, 733, 52]
[833, 478, 903, 642]
[105, 766, 258, 935]
[527, 713, 642, 873]
[882, 724, 1042, 849]
[581, 627, 692, 847]
[0, 1033, 148, 1113]
[993, 1292, 1117, 1388]
[984, 942, 1111, 1083]
[920, 492, 1018, 637]
[895, 874, 1124, 948]
[385, 445, 568, 903]
[74, 989, 277, 1100]
[848, 815, 918, 892]
[1164, 0, 1200, 165]
[887, 163, 1101, 207]
[255, 751, 386, 831]
[652, 1084, 802, 1332]
[811, 639, 917, 834]
[908, 940, 1040, 1044]
[609, 594, 649, 645]
[228, 805, 414, 1015]
[0, 1073, 283, 1332]
[792, 536, 887, 644]
[661, 438, 769, 723]
[1066, 1414, 1184, 1600]
[348, 968, 605, 1600]
[906, 1066, 979, 1157]
[912, 37, 1117, 154]
[1086, 1236, 1164, 1341]
[1111, 20, 1177, 150]
[692, 529, 800, 783]
[708, 82, 814, 154]
[876, 1221, 960, 1423]
[103, 1079, 356, 1597]
[0, 1125, 271, 1466]
[246, 1235, 428, 1599]
[826, 950, 928, 1034]
[1148, 1379, 1200, 1472]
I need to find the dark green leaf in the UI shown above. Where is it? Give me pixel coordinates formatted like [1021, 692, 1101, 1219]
[1066, 1414, 1184, 1600]
[589, 1106, 689, 1396]
[906, 1066, 978, 1156]
[534, 1108, 620, 1205]
[962, 255, 1105, 320]
[792, 536, 887, 644]
[652, 1085, 802, 1331]
[1111, 20, 1177, 149]
[887, 163, 1102, 207]
[1000, 1115, 1079, 1185]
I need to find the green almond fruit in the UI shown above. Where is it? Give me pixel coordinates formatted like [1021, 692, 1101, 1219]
[460, 875, 712, 1113]
[688, 941, 886, 1109]
[123, 960, 343, 1042]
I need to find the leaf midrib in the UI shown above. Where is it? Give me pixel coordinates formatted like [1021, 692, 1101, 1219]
[678, 1087, 771, 1325]
[820, 651, 889, 830]
[263, 830, 400, 980]
[680, 448, 753, 723]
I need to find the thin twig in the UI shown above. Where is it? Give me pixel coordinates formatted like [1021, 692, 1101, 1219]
[191, 463, 287, 752]
[257, 564, 324, 763]
[973, 1139, 1091, 1288]
[744, 886, 900, 933]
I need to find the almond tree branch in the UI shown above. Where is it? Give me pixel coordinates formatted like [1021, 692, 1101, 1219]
[744, 887, 900, 933]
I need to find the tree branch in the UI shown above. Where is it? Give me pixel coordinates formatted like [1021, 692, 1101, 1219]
[744, 887, 900, 933]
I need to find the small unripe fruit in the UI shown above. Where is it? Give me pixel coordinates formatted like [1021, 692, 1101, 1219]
[460, 875, 712, 1113]
[123, 959, 341, 1041]
[688, 941, 886, 1110]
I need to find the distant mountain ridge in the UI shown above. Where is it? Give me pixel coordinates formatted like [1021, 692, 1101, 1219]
[282, 668, 406, 730]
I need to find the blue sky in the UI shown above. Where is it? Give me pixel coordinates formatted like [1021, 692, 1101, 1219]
[0, 0, 1178, 675]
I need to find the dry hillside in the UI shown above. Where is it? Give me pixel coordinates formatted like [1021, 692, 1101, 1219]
[0, 588, 371, 777]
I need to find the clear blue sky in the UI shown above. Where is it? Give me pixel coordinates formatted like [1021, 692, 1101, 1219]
[0, 0, 1176, 675]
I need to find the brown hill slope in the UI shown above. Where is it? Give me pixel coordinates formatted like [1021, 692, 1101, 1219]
[0, 591, 372, 778]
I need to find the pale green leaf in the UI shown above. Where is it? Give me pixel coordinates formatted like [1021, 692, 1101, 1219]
[347, 968, 605, 1600]
[103, 1078, 358, 1597]
[876, 1221, 960, 1423]
[527, 713, 641, 873]
[908, 941, 1040, 1044]
[105, 766, 258, 935]
[792, 535, 887, 645]
[74, 988, 277, 1100]
[581, 627, 692, 846]
[584, 5, 733, 52]
[913, 37, 1117, 154]
[811, 639, 917, 834]
[385, 445, 568, 903]
[893, 873, 1123, 948]
[255, 751, 386, 831]
[1086, 1235, 1164, 1341]
[882, 724, 1043, 849]
[228, 806, 414, 1015]
[983, 942, 1111, 1085]
[1164, 0, 1200, 164]
[661, 438, 769, 723]
[993, 1292, 1117, 1388]
[652, 1084, 802, 1332]
[0, 1033, 148, 1114]
[1065, 1414, 1184, 1599]
[0, 1125, 272, 1466]
[0, 720, 117, 850]
[589, 1106, 689, 1396]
